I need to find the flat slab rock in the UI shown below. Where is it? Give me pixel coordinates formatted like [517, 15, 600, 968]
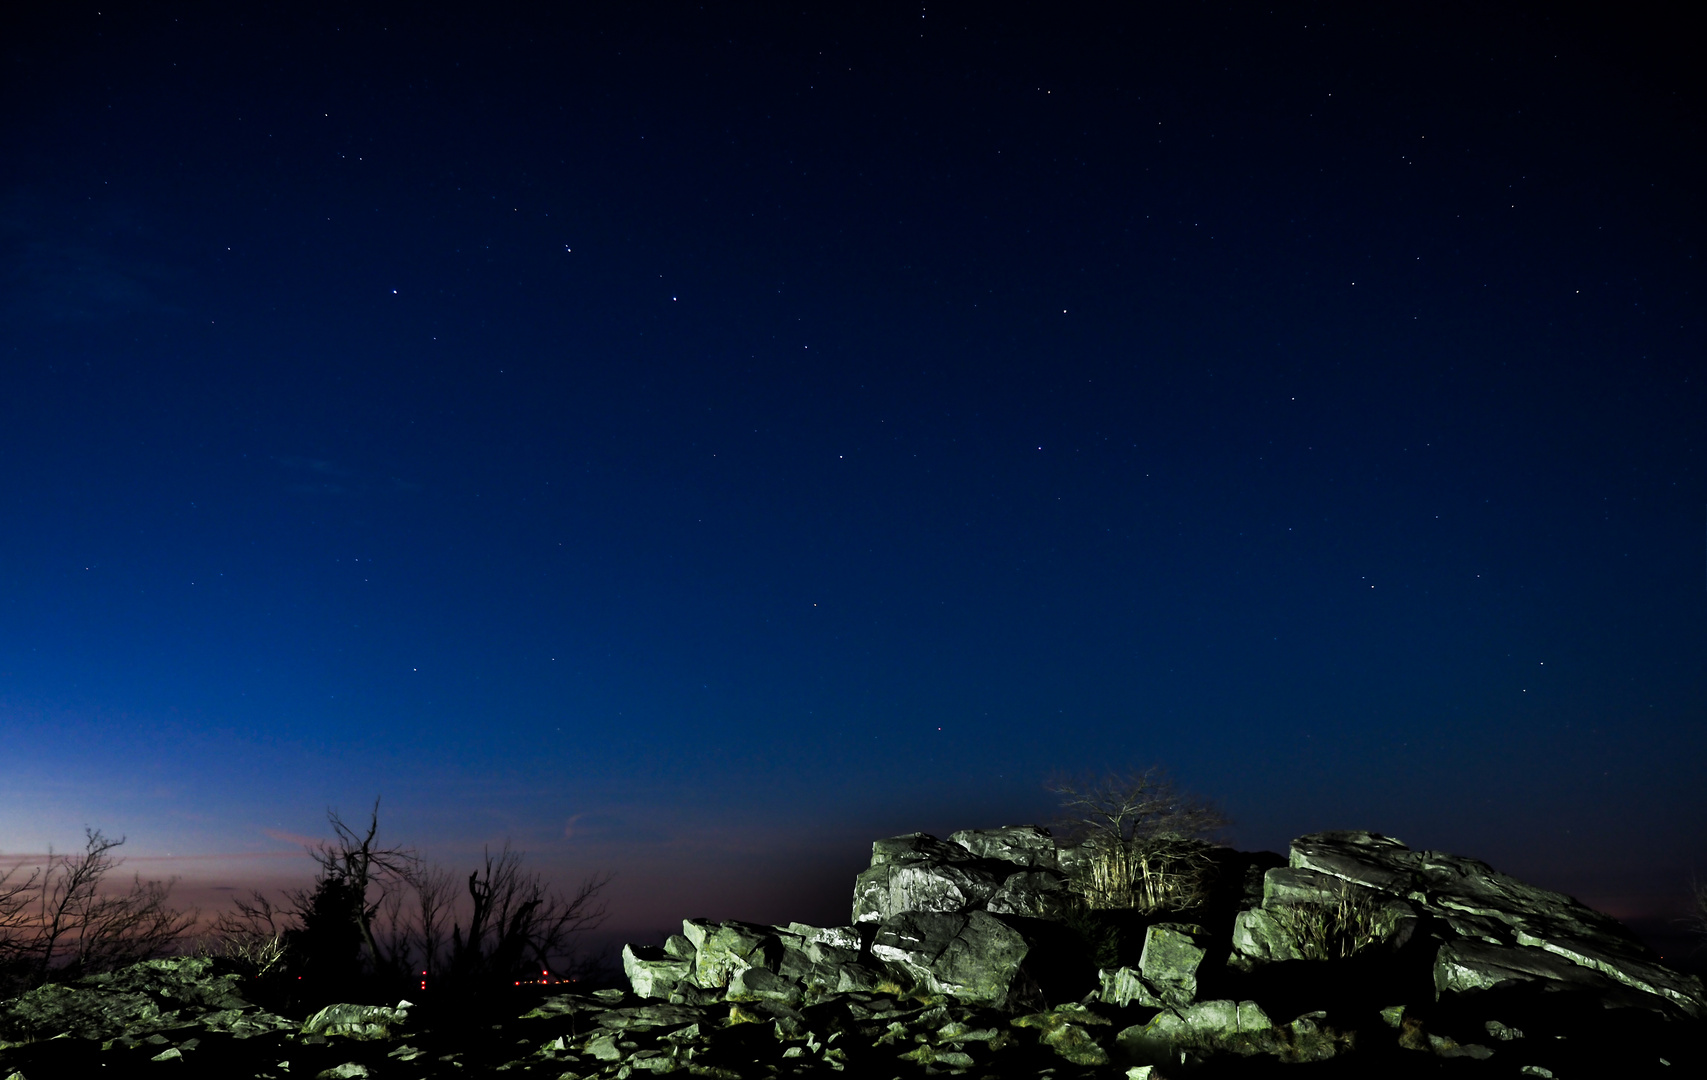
[1289, 830, 1706, 1016]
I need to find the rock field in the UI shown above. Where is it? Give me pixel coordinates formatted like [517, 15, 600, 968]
[2, 827, 1702, 1078]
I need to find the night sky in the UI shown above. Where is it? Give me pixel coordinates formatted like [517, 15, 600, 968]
[2, 4, 1702, 954]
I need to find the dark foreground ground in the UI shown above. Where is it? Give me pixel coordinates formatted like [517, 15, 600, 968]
[1, 970, 1700, 1080]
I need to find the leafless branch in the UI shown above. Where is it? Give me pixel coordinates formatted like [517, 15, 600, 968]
[0, 830, 194, 986]
[449, 843, 610, 988]
[406, 862, 458, 984]
[307, 798, 420, 978]
[1046, 765, 1230, 846]
[0, 861, 42, 961]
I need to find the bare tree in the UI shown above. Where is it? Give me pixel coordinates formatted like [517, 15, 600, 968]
[70, 874, 196, 975]
[210, 801, 611, 998]
[1047, 766, 1230, 845]
[1048, 767, 1230, 912]
[0, 830, 194, 987]
[447, 843, 610, 989]
[0, 860, 42, 972]
[296, 799, 420, 981]
[400, 863, 458, 987]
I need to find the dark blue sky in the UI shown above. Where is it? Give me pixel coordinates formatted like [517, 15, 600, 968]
[1, 3, 1701, 943]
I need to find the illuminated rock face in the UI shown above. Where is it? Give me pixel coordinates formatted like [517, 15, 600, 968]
[616, 825, 1704, 1073]
[870, 910, 1032, 1005]
[851, 826, 1073, 925]
[1234, 830, 1707, 1019]
[644, 826, 1707, 1028]
[5, 829, 1705, 1077]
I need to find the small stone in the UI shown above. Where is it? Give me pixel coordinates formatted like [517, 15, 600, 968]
[1098, 967, 1156, 1008]
[1427, 1033, 1494, 1060]
[897, 1045, 975, 1067]
[1041, 1022, 1109, 1066]
[586, 1035, 622, 1061]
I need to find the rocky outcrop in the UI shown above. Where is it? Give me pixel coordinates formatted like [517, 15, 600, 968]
[609, 824, 1705, 1074]
[2, 826, 1702, 1078]
[0, 957, 295, 1046]
[851, 827, 1072, 925]
[1235, 830, 1705, 1018]
[869, 910, 1032, 1005]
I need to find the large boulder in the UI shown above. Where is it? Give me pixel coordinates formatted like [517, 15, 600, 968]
[598, 823, 1705, 1076]
[1137, 922, 1210, 1006]
[948, 825, 1060, 870]
[679, 919, 777, 989]
[1229, 866, 1416, 965]
[1279, 831, 1706, 1017]
[1093, 923, 1211, 1008]
[627, 919, 869, 1003]
[868, 832, 973, 867]
[852, 834, 1010, 924]
[621, 944, 693, 999]
[984, 869, 1074, 919]
[1434, 938, 1611, 995]
[853, 829, 1075, 924]
[768, 923, 862, 996]
[300, 1002, 410, 1040]
[1118, 1000, 1349, 1067]
[869, 910, 1033, 1005]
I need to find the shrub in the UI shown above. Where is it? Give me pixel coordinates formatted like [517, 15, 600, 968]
[208, 800, 610, 1005]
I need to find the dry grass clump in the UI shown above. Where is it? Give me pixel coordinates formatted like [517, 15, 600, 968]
[1075, 835, 1221, 913]
[1266, 884, 1401, 960]
[1048, 766, 1229, 914]
[203, 929, 288, 979]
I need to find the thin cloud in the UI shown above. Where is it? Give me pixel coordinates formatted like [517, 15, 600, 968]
[0, 196, 180, 323]
[263, 827, 325, 848]
[562, 813, 672, 844]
